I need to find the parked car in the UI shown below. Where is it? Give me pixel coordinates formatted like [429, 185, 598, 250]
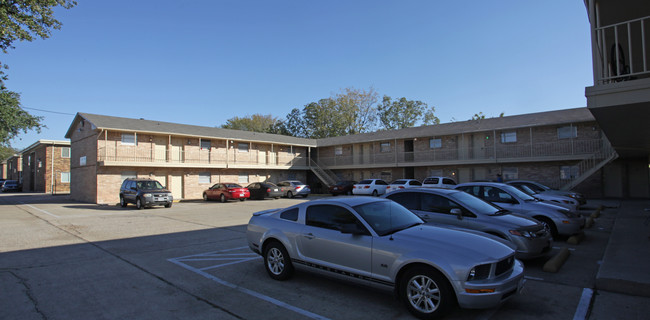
[119, 178, 173, 209]
[352, 179, 389, 196]
[386, 179, 422, 193]
[246, 197, 524, 319]
[507, 182, 579, 212]
[203, 183, 250, 202]
[506, 180, 586, 206]
[247, 182, 284, 200]
[274, 181, 297, 198]
[383, 188, 552, 259]
[329, 180, 357, 196]
[1, 180, 21, 192]
[422, 176, 457, 189]
[455, 182, 585, 238]
[277, 180, 310, 198]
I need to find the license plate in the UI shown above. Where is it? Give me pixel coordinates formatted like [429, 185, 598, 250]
[273, 189, 278, 191]
[240, 193, 245, 197]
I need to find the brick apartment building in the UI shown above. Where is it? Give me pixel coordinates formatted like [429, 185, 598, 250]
[19, 140, 71, 194]
[64, 107, 638, 204]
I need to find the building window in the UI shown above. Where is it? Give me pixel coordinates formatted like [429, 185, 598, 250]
[429, 138, 442, 149]
[61, 172, 71, 183]
[380, 142, 391, 153]
[558, 126, 577, 139]
[500, 132, 517, 143]
[80, 156, 87, 166]
[199, 172, 211, 184]
[238, 173, 249, 184]
[200, 140, 211, 150]
[335, 146, 343, 155]
[121, 133, 136, 146]
[560, 165, 579, 180]
[502, 167, 518, 180]
[238, 143, 249, 153]
[61, 147, 71, 158]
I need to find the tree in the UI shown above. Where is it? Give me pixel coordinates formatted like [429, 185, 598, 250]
[377, 96, 439, 130]
[0, 90, 43, 146]
[0, 145, 17, 162]
[335, 87, 379, 134]
[221, 114, 284, 134]
[471, 112, 505, 120]
[0, 0, 77, 88]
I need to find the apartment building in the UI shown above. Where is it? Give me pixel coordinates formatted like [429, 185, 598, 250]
[583, 0, 650, 198]
[64, 113, 315, 204]
[19, 140, 71, 194]
[4, 154, 22, 181]
[66, 108, 616, 204]
[314, 107, 610, 197]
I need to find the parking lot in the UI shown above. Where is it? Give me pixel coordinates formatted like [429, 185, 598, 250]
[1, 192, 648, 320]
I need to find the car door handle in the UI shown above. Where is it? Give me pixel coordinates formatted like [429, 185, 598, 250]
[303, 233, 315, 240]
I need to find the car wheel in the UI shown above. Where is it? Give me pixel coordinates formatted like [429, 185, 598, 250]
[203, 193, 208, 201]
[165, 202, 172, 208]
[120, 196, 127, 207]
[372, 190, 378, 197]
[239, 198, 246, 201]
[537, 216, 558, 238]
[136, 197, 144, 210]
[400, 266, 454, 319]
[263, 241, 294, 280]
[287, 191, 293, 198]
[302, 194, 308, 198]
[220, 194, 226, 203]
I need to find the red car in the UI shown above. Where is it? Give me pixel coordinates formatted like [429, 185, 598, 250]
[203, 183, 250, 202]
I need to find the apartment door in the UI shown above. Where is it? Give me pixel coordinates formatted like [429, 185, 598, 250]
[404, 140, 414, 162]
[171, 174, 183, 200]
[458, 168, 470, 184]
[458, 135, 469, 160]
[404, 167, 415, 179]
[155, 144, 167, 162]
[473, 167, 487, 181]
[171, 139, 183, 163]
[473, 134, 486, 159]
[603, 163, 623, 198]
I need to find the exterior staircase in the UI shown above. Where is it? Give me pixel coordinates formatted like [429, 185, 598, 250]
[560, 137, 619, 191]
[309, 159, 338, 188]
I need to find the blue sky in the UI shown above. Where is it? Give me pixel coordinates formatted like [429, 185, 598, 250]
[6, 0, 593, 150]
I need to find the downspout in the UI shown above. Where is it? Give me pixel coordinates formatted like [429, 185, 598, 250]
[51, 141, 55, 195]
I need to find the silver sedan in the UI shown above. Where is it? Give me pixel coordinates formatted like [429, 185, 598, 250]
[383, 188, 553, 260]
[247, 197, 524, 319]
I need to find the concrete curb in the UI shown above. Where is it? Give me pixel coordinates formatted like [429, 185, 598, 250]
[543, 247, 570, 273]
[585, 216, 594, 228]
[567, 232, 585, 245]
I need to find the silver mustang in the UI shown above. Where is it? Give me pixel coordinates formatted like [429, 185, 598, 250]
[247, 197, 524, 319]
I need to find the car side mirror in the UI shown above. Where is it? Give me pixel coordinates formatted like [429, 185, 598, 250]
[450, 208, 463, 220]
[340, 223, 367, 235]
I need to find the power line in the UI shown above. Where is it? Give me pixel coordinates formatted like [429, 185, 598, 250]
[23, 107, 76, 116]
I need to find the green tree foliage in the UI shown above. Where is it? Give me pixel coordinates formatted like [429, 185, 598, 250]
[377, 96, 439, 130]
[0, 145, 17, 161]
[471, 112, 505, 120]
[0, 90, 43, 146]
[221, 114, 284, 134]
[335, 87, 379, 134]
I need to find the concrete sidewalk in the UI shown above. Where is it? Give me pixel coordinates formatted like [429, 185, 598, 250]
[593, 199, 650, 297]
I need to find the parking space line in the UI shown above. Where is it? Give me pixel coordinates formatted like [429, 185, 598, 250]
[19, 203, 60, 218]
[573, 288, 593, 320]
[169, 248, 331, 320]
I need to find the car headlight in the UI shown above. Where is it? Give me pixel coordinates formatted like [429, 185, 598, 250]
[143, 193, 152, 198]
[467, 264, 491, 281]
[509, 229, 534, 238]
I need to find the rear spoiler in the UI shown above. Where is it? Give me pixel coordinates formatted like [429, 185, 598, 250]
[252, 208, 282, 216]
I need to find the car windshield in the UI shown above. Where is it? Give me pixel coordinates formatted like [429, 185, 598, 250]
[391, 180, 407, 185]
[517, 184, 538, 196]
[137, 181, 164, 189]
[226, 184, 242, 188]
[335, 181, 350, 186]
[358, 180, 373, 184]
[353, 200, 423, 236]
[448, 191, 504, 215]
[503, 185, 536, 201]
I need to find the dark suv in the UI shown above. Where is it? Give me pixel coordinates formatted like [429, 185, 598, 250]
[119, 178, 173, 209]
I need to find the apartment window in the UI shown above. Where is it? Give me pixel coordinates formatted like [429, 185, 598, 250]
[61, 147, 71, 158]
[335, 146, 343, 155]
[200, 140, 211, 150]
[558, 126, 577, 139]
[80, 156, 87, 166]
[429, 138, 442, 149]
[380, 142, 391, 153]
[238, 173, 249, 184]
[502, 167, 518, 180]
[238, 143, 249, 153]
[121, 133, 136, 146]
[500, 132, 517, 143]
[560, 165, 579, 180]
[199, 172, 211, 184]
[61, 172, 71, 183]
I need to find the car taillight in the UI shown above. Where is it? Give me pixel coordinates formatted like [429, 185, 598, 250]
[399, 186, 404, 189]
[296, 186, 303, 191]
[267, 188, 271, 192]
[364, 186, 370, 189]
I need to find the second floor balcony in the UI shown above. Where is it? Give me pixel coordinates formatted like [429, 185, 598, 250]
[317, 138, 607, 168]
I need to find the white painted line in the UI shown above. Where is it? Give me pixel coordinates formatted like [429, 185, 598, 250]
[573, 288, 593, 320]
[553, 246, 576, 251]
[20, 203, 60, 218]
[199, 257, 260, 271]
[169, 248, 330, 320]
